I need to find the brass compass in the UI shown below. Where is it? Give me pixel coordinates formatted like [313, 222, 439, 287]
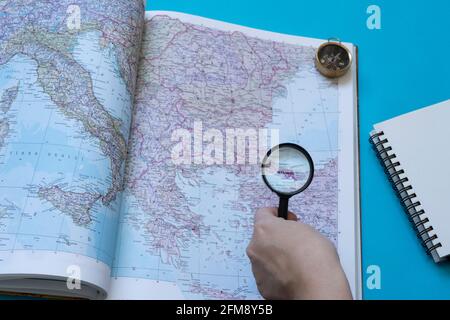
[315, 40, 352, 78]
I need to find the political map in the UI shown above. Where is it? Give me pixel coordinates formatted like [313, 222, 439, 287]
[0, 0, 144, 266]
[111, 13, 339, 299]
[0, 1, 347, 299]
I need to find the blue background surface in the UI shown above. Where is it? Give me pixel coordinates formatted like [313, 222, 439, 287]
[2, 0, 448, 300]
[146, 0, 450, 299]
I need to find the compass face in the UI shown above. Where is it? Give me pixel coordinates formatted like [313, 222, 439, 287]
[317, 43, 351, 72]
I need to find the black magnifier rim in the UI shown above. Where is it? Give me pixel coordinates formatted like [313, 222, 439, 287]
[261, 143, 314, 197]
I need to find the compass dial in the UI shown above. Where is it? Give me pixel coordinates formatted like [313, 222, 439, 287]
[315, 42, 352, 78]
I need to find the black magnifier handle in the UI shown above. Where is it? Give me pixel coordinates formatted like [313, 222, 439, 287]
[278, 196, 290, 220]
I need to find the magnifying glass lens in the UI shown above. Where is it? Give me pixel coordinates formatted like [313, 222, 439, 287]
[262, 143, 314, 220]
[262, 145, 312, 195]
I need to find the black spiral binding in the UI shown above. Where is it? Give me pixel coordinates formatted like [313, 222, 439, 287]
[369, 131, 442, 260]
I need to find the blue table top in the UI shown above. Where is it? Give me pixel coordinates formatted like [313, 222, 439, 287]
[2, 0, 449, 300]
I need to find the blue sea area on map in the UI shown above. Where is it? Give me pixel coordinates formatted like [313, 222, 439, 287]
[72, 31, 133, 140]
[0, 30, 131, 266]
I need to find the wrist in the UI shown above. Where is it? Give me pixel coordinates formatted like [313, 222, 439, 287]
[288, 261, 352, 300]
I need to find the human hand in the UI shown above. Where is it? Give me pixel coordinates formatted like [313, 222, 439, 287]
[246, 207, 352, 300]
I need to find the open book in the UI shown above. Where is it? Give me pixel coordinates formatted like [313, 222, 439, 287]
[0, 1, 361, 299]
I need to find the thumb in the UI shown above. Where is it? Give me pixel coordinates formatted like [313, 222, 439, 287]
[254, 207, 298, 222]
[287, 211, 298, 221]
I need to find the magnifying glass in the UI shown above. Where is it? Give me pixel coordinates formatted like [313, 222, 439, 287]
[261, 143, 314, 219]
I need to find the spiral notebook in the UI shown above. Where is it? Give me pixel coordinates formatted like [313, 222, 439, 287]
[370, 99, 450, 263]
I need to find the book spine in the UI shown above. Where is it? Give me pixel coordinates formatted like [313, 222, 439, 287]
[369, 131, 443, 262]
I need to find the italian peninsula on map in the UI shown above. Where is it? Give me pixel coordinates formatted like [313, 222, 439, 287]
[112, 14, 339, 299]
[0, 0, 144, 265]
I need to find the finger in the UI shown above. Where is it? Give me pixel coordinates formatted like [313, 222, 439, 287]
[254, 207, 277, 223]
[255, 207, 299, 222]
[287, 211, 298, 221]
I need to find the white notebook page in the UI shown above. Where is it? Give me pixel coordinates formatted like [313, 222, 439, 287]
[374, 99, 450, 258]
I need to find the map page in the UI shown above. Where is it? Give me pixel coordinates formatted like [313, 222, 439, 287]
[0, 0, 145, 298]
[109, 11, 360, 299]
